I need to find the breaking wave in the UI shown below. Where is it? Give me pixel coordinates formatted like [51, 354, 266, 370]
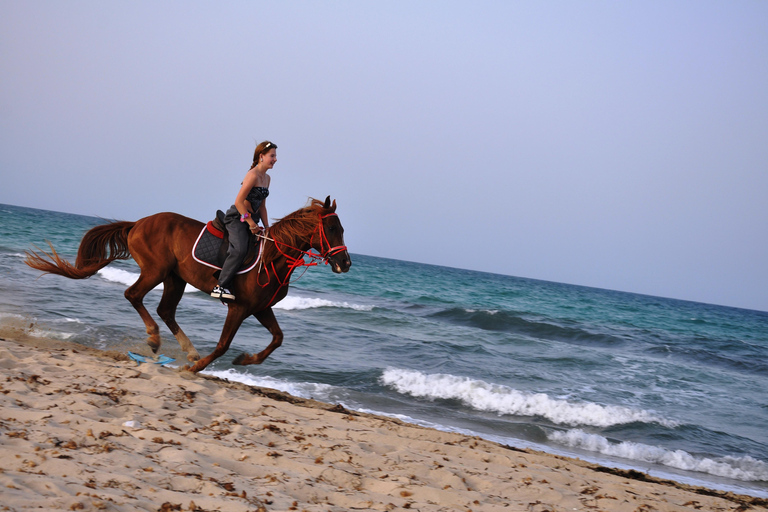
[549, 429, 768, 482]
[380, 368, 676, 428]
[201, 368, 336, 403]
[274, 296, 373, 311]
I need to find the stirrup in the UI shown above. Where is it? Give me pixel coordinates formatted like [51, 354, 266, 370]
[211, 285, 235, 303]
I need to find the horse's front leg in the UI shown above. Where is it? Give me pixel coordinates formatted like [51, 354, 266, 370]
[232, 308, 283, 366]
[185, 305, 250, 373]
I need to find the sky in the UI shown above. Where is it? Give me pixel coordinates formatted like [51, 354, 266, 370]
[2, 1, 767, 312]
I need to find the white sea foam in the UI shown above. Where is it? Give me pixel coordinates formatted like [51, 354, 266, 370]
[27, 327, 76, 341]
[274, 296, 373, 311]
[201, 368, 335, 401]
[0, 312, 26, 322]
[380, 368, 677, 428]
[97, 268, 195, 293]
[549, 429, 768, 482]
[0, 313, 75, 340]
[98, 268, 150, 287]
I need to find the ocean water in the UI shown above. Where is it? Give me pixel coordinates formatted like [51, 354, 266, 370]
[2, 203, 767, 497]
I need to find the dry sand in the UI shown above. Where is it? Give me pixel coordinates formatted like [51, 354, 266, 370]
[0, 328, 765, 512]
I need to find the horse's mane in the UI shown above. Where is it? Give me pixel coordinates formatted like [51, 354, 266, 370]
[261, 198, 329, 266]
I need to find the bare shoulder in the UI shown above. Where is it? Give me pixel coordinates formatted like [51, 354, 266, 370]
[241, 169, 259, 187]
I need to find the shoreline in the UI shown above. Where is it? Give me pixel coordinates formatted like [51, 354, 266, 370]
[1, 328, 765, 511]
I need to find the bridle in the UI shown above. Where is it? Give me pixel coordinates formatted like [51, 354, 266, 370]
[312, 212, 348, 263]
[255, 212, 347, 303]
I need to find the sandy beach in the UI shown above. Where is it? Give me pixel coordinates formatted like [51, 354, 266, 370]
[0, 328, 765, 512]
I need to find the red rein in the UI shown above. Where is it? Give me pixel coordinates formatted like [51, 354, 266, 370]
[257, 213, 347, 305]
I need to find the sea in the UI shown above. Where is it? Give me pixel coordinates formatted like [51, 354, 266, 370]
[1, 203, 767, 498]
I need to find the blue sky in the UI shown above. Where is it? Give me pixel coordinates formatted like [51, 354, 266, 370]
[2, 1, 767, 311]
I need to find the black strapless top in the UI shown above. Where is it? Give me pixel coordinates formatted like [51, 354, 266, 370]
[245, 186, 269, 207]
[225, 186, 269, 222]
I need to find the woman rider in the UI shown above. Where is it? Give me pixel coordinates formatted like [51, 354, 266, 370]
[211, 140, 277, 302]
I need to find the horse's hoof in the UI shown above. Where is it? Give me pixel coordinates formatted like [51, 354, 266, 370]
[184, 364, 202, 373]
[187, 353, 200, 362]
[232, 353, 248, 365]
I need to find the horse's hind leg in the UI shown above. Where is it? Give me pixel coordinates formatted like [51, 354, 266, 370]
[124, 272, 166, 353]
[157, 274, 200, 362]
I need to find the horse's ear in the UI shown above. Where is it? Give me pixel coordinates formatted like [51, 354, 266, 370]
[330, 199, 337, 212]
[323, 196, 331, 209]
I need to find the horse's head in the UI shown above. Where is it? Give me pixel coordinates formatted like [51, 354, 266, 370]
[316, 196, 351, 273]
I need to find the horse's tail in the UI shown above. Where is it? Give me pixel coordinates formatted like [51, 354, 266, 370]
[25, 221, 136, 279]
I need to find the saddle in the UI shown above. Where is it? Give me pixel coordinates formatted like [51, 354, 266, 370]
[192, 210, 263, 275]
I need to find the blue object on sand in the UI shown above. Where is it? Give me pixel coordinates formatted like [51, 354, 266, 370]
[127, 351, 175, 365]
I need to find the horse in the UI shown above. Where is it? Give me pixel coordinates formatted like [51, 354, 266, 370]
[24, 196, 351, 372]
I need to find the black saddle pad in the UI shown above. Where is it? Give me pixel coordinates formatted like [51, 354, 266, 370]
[192, 221, 262, 274]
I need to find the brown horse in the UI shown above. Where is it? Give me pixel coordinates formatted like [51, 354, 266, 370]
[25, 196, 351, 372]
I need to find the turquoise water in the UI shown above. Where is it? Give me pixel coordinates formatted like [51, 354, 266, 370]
[2, 203, 767, 497]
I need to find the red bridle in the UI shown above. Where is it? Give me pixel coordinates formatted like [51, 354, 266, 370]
[312, 212, 348, 262]
[256, 212, 347, 304]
